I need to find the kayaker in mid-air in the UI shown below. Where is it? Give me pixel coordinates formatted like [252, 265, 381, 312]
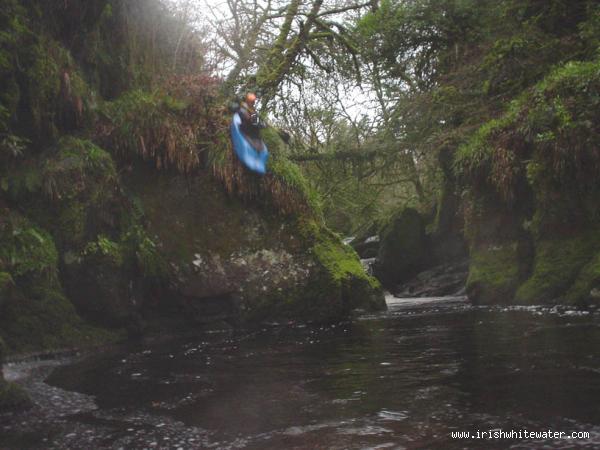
[230, 92, 269, 174]
[237, 92, 266, 149]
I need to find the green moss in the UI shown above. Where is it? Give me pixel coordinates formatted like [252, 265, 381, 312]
[0, 212, 58, 279]
[263, 127, 323, 216]
[0, 271, 13, 292]
[226, 217, 384, 324]
[0, 1, 29, 122]
[313, 232, 376, 288]
[565, 251, 600, 305]
[25, 136, 120, 250]
[82, 235, 123, 266]
[260, 126, 283, 154]
[22, 36, 93, 140]
[266, 150, 323, 217]
[27, 38, 62, 139]
[0, 284, 119, 354]
[456, 57, 600, 211]
[56, 202, 87, 245]
[467, 243, 520, 304]
[305, 219, 383, 311]
[120, 223, 168, 279]
[42, 136, 116, 201]
[515, 233, 600, 304]
[2, 162, 42, 199]
[453, 100, 521, 182]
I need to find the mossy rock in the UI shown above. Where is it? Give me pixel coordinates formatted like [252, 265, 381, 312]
[466, 243, 520, 304]
[263, 127, 322, 217]
[38, 136, 119, 249]
[0, 380, 32, 411]
[565, 250, 600, 305]
[0, 283, 117, 354]
[126, 166, 383, 324]
[5, 137, 121, 251]
[515, 232, 600, 304]
[374, 207, 431, 288]
[44, 136, 117, 200]
[309, 223, 384, 312]
[7, 29, 94, 142]
[241, 220, 384, 323]
[62, 254, 133, 327]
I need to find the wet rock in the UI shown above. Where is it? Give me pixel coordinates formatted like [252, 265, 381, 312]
[361, 258, 377, 276]
[374, 208, 432, 288]
[129, 172, 383, 324]
[352, 235, 380, 259]
[393, 259, 469, 298]
[63, 258, 134, 327]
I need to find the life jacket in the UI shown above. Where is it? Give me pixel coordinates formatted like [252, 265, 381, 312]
[239, 101, 260, 128]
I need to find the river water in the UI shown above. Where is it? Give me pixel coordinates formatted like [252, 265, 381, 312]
[2, 295, 600, 449]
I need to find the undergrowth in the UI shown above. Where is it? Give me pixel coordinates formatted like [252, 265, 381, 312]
[211, 125, 323, 218]
[454, 57, 600, 216]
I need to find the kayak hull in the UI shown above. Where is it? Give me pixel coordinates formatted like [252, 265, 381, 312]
[230, 113, 269, 175]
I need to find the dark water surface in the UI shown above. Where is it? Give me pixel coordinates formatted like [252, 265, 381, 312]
[3, 296, 600, 449]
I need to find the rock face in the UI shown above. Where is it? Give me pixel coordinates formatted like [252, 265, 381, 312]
[455, 58, 600, 306]
[395, 259, 468, 298]
[364, 195, 468, 294]
[0, 0, 384, 356]
[128, 169, 384, 323]
[351, 235, 379, 259]
[374, 208, 432, 289]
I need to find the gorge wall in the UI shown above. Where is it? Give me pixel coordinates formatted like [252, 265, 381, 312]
[0, 0, 384, 407]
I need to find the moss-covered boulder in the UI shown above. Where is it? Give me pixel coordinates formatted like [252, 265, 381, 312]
[566, 250, 600, 305]
[466, 243, 520, 304]
[315, 235, 384, 313]
[374, 208, 431, 288]
[0, 210, 117, 353]
[126, 163, 383, 324]
[515, 232, 600, 305]
[4, 136, 163, 327]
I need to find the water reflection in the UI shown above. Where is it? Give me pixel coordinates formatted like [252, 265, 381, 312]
[4, 297, 600, 449]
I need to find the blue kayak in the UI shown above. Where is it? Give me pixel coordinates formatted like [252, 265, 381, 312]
[230, 113, 269, 175]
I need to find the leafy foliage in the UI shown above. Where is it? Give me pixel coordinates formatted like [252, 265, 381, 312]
[0, 211, 58, 280]
[455, 57, 600, 220]
[41, 136, 117, 201]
